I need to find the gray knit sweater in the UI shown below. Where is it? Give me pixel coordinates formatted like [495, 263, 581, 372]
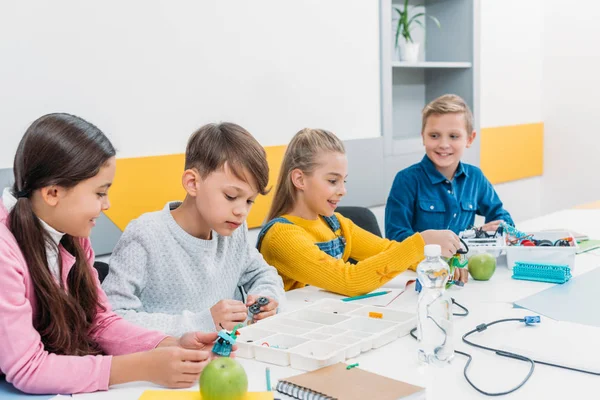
[102, 202, 285, 336]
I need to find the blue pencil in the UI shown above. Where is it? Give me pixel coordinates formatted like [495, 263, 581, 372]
[266, 367, 271, 391]
[341, 290, 391, 302]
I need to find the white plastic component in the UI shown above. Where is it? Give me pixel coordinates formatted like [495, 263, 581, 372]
[236, 299, 417, 366]
[274, 317, 324, 330]
[349, 306, 416, 337]
[459, 230, 506, 258]
[253, 334, 309, 366]
[505, 230, 577, 270]
[303, 332, 332, 341]
[254, 321, 311, 336]
[306, 298, 364, 314]
[313, 326, 348, 336]
[328, 335, 362, 358]
[235, 326, 273, 358]
[334, 317, 399, 348]
[289, 340, 347, 371]
[285, 309, 352, 325]
[346, 330, 375, 352]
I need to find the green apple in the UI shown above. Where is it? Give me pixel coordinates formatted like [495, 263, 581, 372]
[199, 358, 248, 400]
[468, 252, 496, 281]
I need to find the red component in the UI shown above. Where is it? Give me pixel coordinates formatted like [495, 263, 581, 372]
[520, 240, 535, 246]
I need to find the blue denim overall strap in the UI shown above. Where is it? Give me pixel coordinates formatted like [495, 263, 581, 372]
[256, 214, 346, 259]
[256, 217, 293, 251]
[315, 215, 346, 259]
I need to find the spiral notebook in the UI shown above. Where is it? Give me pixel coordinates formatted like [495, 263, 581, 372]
[275, 363, 425, 400]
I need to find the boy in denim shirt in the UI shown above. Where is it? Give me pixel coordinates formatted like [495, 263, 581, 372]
[385, 94, 513, 242]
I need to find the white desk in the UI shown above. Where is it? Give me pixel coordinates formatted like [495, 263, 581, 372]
[73, 209, 600, 400]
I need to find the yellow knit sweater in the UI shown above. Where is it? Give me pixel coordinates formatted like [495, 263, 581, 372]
[258, 212, 426, 297]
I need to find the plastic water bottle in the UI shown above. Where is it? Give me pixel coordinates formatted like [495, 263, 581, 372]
[417, 244, 454, 365]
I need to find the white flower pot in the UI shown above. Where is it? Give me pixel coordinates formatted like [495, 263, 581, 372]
[397, 41, 420, 63]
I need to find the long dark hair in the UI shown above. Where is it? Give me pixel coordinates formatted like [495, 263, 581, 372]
[9, 113, 116, 356]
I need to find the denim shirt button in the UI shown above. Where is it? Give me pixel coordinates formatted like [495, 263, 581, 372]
[430, 205, 434, 210]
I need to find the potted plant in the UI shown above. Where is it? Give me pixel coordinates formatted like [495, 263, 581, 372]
[393, 0, 440, 62]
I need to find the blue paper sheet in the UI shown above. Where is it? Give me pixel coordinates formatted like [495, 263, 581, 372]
[0, 377, 58, 399]
[514, 267, 600, 327]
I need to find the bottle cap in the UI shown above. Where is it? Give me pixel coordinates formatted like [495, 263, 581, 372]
[424, 244, 442, 257]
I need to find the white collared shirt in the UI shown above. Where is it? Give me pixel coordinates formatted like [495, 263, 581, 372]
[2, 187, 65, 279]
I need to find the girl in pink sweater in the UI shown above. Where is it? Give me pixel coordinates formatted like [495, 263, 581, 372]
[0, 113, 224, 395]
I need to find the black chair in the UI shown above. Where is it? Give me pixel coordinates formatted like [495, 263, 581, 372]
[93, 261, 109, 284]
[336, 206, 382, 238]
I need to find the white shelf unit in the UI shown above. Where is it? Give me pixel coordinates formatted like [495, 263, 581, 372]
[392, 61, 472, 68]
[380, 0, 480, 175]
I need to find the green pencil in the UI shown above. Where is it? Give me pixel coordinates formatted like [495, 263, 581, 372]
[265, 367, 271, 391]
[341, 290, 391, 302]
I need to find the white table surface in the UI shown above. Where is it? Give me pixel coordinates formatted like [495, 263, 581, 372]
[72, 209, 600, 400]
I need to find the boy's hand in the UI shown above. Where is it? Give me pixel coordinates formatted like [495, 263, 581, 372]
[421, 229, 461, 258]
[246, 295, 278, 322]
[481, 220, 502, 232]
[453, 267, 469, 284]
[210, 299, 247, 331]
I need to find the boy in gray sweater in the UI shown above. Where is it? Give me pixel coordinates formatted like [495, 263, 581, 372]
[103, 123, 285, 336]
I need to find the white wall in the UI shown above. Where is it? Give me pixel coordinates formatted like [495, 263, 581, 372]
[479, 0, 544, 221]
[0, 1, 381, 168]
[542, 0, 600, 213]
[479, 0, 543, 129]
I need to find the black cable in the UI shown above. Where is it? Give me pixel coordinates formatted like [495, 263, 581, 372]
[452, 298, 469, 317]
[457, 237, 469, 254]
[461, 319, 536, 396]
[461, 317, 600, 395]
[410, 302, 600, 396]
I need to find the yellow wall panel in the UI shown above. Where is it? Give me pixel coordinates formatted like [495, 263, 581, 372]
[480, 123, 544, 184]
[104, 154, 186, 231]
[573, 201, 600, 210]
[104, 146, 287, 231]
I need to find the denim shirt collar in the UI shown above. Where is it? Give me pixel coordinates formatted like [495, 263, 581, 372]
[419, 155, 468, 185]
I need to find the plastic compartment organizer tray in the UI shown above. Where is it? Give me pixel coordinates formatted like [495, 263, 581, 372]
[245, 298, 416, 370]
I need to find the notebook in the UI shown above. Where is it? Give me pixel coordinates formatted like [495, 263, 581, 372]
[138, 390, 273, 400]
[576, 239, 600, 254]
[275, 363, 425, 400]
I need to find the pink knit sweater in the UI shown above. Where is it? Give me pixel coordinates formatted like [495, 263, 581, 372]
[0, 200, 167, 394]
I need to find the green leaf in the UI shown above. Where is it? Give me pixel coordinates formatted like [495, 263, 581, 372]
[394, 17, 403, 48]
[407, 12, 424, 28]
[428, 15, 442, 29]
[412, 19, 425, 31]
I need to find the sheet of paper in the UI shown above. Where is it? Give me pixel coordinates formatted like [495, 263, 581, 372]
[514, 267, 600, 328]
[382, 270, 417, 290]
[347, 289, 405, 307]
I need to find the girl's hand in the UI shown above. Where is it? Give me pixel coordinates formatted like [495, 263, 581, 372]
[421, 229, 461, 258]
[143, 346, 211, 388]
[178, 331, 237, 357]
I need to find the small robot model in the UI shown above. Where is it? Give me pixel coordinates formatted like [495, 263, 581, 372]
[212, 323, 243, 357]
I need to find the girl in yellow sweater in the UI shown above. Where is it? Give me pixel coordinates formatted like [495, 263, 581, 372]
[257, 128, 467, 297]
